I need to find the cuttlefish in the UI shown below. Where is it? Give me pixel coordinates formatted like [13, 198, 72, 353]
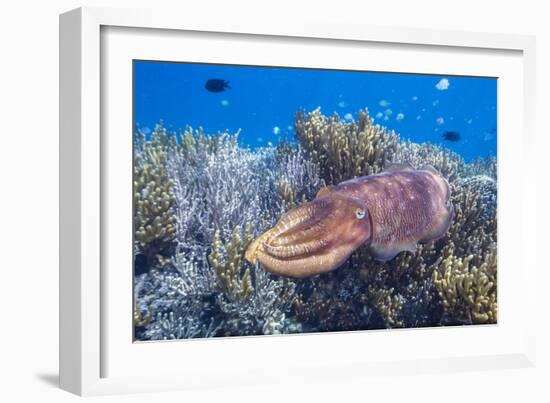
[245, 164, 453, 278]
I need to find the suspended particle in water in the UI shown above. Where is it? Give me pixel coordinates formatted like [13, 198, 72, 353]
[435, 78, 450, 90]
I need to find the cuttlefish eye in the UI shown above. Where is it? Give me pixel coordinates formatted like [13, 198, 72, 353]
[355, 208, 366, 219]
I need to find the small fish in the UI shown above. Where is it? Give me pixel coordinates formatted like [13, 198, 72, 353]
[205, 79, 231, 92]
[442, 131, 461, 142]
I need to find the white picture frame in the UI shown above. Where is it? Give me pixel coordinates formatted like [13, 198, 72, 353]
[59, 6, 537, 396]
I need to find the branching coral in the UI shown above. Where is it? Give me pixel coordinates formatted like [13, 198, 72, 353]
[209, 225, 255, 302]
[275, 143, 320, 209]
[217, 266, 297, 336]
[465, 155, 497, 179]
[166, 127, 287, 248]
[364, 286, 404, 328]
[134, 124, 177, 262]
[295, 108, 399, 185]
[432, 243, 497, 324]
[144, 310, 221, 340]
[208, 224, 297, 336]
[428, 173, 497, 324]
[133, 126, 321, 339]
[447, 176, 497, 257]
[392, 140, 466, 182]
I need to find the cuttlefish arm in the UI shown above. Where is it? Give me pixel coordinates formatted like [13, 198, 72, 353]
[245, 192, 372, 278]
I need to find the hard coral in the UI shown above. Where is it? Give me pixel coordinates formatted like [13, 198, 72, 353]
[134, 124, 177, 263]
[209, 225, 255, 302]
[432, 243, 497, 324]
[392, 140, 466, 182]
[295, 108, 399, 185]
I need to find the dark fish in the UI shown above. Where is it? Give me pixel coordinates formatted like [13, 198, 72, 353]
[205, 79, 231, 92]
[442, 131, 461, 142]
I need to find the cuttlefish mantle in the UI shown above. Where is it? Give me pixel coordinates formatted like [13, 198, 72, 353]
[245, 165, 453, 278]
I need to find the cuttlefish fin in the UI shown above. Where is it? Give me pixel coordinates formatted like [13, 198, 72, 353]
[421, 202, 454, 242]
[420, 164, 441, 175]
[382, 162, 415, 173]
[316, 185, 335, 198]
[370, 240, 418, 261]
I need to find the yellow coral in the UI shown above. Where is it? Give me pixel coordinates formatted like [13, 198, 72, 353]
[432, 243, 497, 324]
[134, 124, 177, 258]
[295, 108, 399, 185]
[133, 301, 153, 327]
[364, 286, 404, 328]
[208, 224, 255, 301]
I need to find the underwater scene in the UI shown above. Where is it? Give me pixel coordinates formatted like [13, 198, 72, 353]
[133, 61, 497, 340]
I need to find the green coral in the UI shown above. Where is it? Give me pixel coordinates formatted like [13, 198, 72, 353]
[134, 123, 177, 263]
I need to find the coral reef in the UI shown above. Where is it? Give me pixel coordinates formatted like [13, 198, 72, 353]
[133, 124, 177, 264]
[392, 140, 467, 182]
[432, 243, 497, 324]
[209, 225, 255, 302]
[295, 108, 399, 185]
[465, 156, 497, 179]
[134, 126, 311, 339]
[134, 108, 498, 340]
[274, 143, 321, 209]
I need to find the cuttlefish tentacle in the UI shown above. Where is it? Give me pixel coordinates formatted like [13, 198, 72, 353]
[245, 165, 453, 278]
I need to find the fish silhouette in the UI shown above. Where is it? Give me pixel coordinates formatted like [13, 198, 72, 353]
[205, 79, 231, 92]
[442, 131, 461, 142]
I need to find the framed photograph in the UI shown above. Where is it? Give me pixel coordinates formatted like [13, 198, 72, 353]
[60, 6, 537, 396]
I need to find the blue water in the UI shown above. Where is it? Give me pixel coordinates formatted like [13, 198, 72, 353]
[134, 61, 497, 161]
